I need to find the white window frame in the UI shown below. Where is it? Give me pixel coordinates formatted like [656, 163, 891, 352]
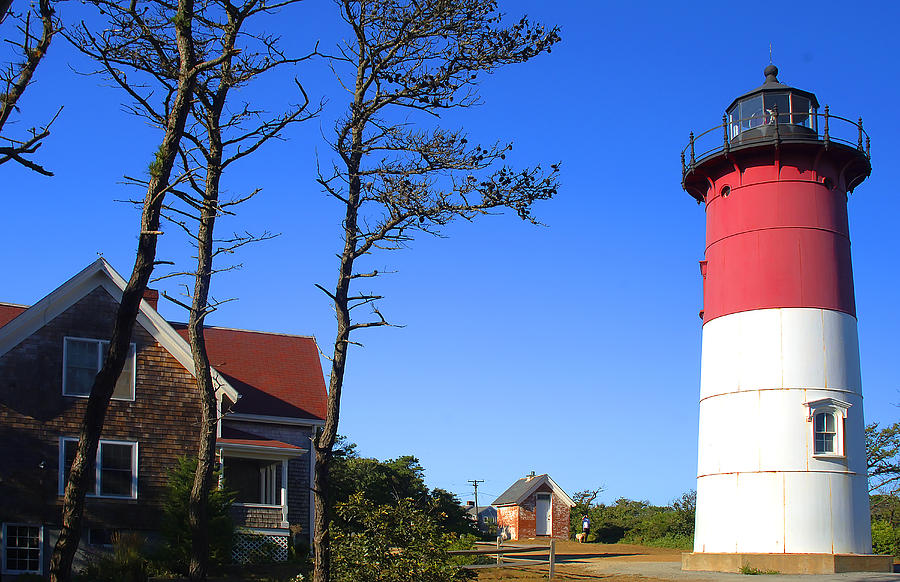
[63, 336, 136, 401]
[2, 523, 43, 575]
[804, 398, 851, 458]
[59, 437, 139, 499]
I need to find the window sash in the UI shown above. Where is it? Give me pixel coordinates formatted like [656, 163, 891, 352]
[813, 412, 838, 455]
[59, 438, 137, 499]
[2, 523, 42, 574]
[63, 337, 136, 400]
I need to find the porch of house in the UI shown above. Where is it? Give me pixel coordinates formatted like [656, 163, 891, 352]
[217, 432, 305, 563]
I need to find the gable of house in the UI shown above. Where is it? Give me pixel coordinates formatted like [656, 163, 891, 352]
[0, 285, 204, 531]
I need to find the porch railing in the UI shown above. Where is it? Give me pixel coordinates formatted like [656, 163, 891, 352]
[230, 504, 286, 529]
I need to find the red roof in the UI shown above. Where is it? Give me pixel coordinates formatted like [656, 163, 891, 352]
[218, 426, 304, 450]
[0, 300, 326, 422]
[172, 324, 327, 421]
[0, 303, 27, 328]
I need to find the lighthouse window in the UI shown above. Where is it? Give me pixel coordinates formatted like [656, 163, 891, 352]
[739, 96, 763, 132]
[814, 412, 836, 454]
[805, 398, 850, 458]
[791, 94, 812, 127]
[764, 93, 790, 125]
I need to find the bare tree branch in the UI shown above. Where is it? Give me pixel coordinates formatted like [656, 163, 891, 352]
[0, 0, 59, 174]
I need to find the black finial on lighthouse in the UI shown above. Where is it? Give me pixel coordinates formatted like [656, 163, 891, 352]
[764, 64, 779, 84]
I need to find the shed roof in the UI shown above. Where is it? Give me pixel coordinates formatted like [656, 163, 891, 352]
[492, 473, 575, 508]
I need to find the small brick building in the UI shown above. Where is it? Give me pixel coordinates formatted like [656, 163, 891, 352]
[492, 473, 574, 541]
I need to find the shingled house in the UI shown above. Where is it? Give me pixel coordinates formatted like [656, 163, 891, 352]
[0, 259, 326, 577]
[492, 473, 575, 541]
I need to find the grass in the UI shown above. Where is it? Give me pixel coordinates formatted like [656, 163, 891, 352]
[739, 562, 780, 575]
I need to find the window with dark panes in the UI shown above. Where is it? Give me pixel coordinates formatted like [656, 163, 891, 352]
[100, 443, 134, 496]
[764, 93, 790, 124]
[740, 96, 763, 131]
[59, 439, 135, 498]
[3, 524, 42, 574]
[61, 439, 96, 493]
[791, 94, 811, 127]
[814, 412, 836, 454]
[64, 339, 98, 396]
[63, 338, 136, 400]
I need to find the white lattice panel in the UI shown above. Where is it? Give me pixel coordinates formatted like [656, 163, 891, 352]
[232, 531, 289, 563]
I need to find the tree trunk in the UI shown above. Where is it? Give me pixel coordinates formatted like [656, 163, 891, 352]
[312, 112, 363, 582]
[48, 0, 197, 578]
[187, 104, 224, 580]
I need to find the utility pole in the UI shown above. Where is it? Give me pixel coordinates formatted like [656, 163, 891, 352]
[468, 479, 484, 530]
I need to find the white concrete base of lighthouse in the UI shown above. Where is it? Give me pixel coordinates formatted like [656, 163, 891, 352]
[681, 552, 894, 574]
[695, 308, 872, 556]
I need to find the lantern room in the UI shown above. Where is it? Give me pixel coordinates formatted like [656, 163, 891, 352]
[726, 64, 819, 142]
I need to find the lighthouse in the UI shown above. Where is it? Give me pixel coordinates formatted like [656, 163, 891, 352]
[680, 66, 891, 574]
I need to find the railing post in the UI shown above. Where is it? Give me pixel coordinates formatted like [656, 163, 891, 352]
[281, 458, 289, 525]
[823, 105, 830, 149]
[689, 132, 695, 169]
[681, 151, 685, 179]
[772, 104, 780, 146]
[549, 539, 556, 579]
[723, 113, 730, 154]
[866, 135, 870, 159]
[858, 117, 864, 151]
[496, 536, 502, 565]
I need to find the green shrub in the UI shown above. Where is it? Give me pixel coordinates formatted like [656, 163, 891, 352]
[156, 456, 235, 574]
[872, 519, 900, 557]
[739, 562, 779, 575]
[75, 532, 148, 582]
[332, 493, 474, 582]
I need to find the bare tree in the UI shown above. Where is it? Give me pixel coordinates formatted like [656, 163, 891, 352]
[311, 1, 560, 580]
[154, 3, 317, 576]
[48, 1, 234, 579]
[0, 0, 59, 174]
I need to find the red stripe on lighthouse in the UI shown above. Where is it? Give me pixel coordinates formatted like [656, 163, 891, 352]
[701, 164, 856, 323]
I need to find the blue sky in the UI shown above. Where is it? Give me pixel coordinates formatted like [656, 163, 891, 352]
[3, 0, 899, 507]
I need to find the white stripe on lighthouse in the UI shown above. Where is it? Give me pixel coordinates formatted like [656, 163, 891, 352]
[694, 307, 871, 555]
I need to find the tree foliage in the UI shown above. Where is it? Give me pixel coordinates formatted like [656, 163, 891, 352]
[327, 440, 477, 580]
[311, 2, 560, 580]
[572, 490, 696, 549]
[332, 494, 473, 582]
[867, 421, 900, 495]
[329, 438, 476, 538]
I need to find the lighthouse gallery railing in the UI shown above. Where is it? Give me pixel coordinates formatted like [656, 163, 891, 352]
[681, 108, 871, 181]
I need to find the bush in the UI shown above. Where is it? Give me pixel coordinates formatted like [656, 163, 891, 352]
[75, 532, 148, 582]
[156, 456, 235, 574]
[872, 519, 900, 557]
[331, 493, 473, 582]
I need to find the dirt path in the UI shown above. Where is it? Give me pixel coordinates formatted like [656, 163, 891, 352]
[474, 541, 900, 582]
